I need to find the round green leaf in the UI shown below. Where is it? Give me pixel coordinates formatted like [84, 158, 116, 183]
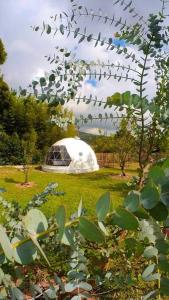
[49, 74, 55, 82]
[11, 287, 24, 300]
[46, 24, 51, 34]
[0, 225, 13, 261]
[96, 192, 110, 221]
[12, 236, 37, 265]
[149, 202, 168, 221]
[23, 209, 48, 234]
[134, 207, 149, 219]
[79, 281, 92, 291]
[60, 24, 64, 35]
[142, 264, 156, 281]
[160, 277, 169, 295]
[156, 239, 169, 254]
[162, 159, 169, 176]
[79, 217, 105, 243]
[161, 181, 169, 207]
[61, 228, 75, 248]
[0, 252, 6, 265]
[39, 77, 46, 86]
[148, 166, 165, 185]
[112, 207, 139, 230]
[124, 191, 140, 212]
[158, 257, 169, 273]
[141, 186, 159, 209]
[143, 246, 158, 259]
[56, 206, 66, 240]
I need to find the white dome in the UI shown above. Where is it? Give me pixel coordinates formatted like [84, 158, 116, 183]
[42, 137, 99, 173]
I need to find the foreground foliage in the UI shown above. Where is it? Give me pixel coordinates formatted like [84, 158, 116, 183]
[0, 159, 169, 299]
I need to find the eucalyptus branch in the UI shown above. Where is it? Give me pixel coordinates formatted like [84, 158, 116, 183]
[36, 24, 142, 64]
[138, 36, 153, 178]
[86, 62, 142, 75]
[112, 0, 147, 26]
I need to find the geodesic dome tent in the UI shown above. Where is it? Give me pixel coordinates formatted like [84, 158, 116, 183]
[42, 137, 99, 173]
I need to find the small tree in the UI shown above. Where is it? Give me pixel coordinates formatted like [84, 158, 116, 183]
[22, 130, 37, 185]
[114, 119, 135, 176]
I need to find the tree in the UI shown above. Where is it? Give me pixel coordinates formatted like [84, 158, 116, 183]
[0, 38, 7, 65]
[28, 0, 169, 186]
[21, 130, 37, 184]
[91, 134, 115, 153]
[0, 81, 78, 164]
[0, 129, 23, 165]
[0, 39, 78, 165]
[114, 119, 136, 176]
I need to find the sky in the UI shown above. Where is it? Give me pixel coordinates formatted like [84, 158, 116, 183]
[0, 0, 166, 134]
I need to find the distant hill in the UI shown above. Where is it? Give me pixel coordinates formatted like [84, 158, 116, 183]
[79, 131, 98, 144]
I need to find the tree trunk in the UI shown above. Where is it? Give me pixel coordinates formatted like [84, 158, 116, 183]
[120, 162, 126, 176]
[23, 165, 29, 184]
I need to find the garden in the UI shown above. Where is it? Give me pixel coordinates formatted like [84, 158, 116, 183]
[0, 0, 169, 299]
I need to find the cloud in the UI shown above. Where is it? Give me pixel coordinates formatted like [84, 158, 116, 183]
[10, 40, 34, 54]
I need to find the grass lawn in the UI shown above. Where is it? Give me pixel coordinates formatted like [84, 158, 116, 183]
[0, 166, 137, 219]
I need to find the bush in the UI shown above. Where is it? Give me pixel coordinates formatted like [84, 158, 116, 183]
[0, 131, 23, 165]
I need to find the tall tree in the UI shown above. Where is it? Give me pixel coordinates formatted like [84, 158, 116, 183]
[0, 38, 7, 65]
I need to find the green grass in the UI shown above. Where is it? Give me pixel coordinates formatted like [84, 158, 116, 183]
[0, 166, 137, 218]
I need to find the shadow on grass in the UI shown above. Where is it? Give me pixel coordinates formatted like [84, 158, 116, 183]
[99, 182, 130, 197]
[4, 177, 21, 184]
[70, 171, 119, 181]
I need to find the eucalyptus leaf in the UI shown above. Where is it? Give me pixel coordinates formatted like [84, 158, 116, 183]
[0, 225, 13, 261]
[59, 24, 64, 35]
[46, 24, 51, 34]
[158, 257, 169, 273]
[149, 202, 168, 221]
[11, 287, 24, 300]
[141, 186, 159, 210]
[156, 239, 169, 255]
[160, 277, 169, 295]
[124, 191, 140, 212]
[148, 166, 165, 185]
[23, 209, 48, 234]
[112, 207, 139, 230]
[79, 217, 105, 243]
[61, 228, 75, 248]
[40, 77, 46, 87]
[56, 206, 66, 240]
[143, 246, 158, 259]
[12, 237, 37, 265]
[142, 264, 156, 281]
[96, 192, 110, 221]
[143, 290, 158, 300]
[161, 181, 169, 207]
[49, 74, 55, 82]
